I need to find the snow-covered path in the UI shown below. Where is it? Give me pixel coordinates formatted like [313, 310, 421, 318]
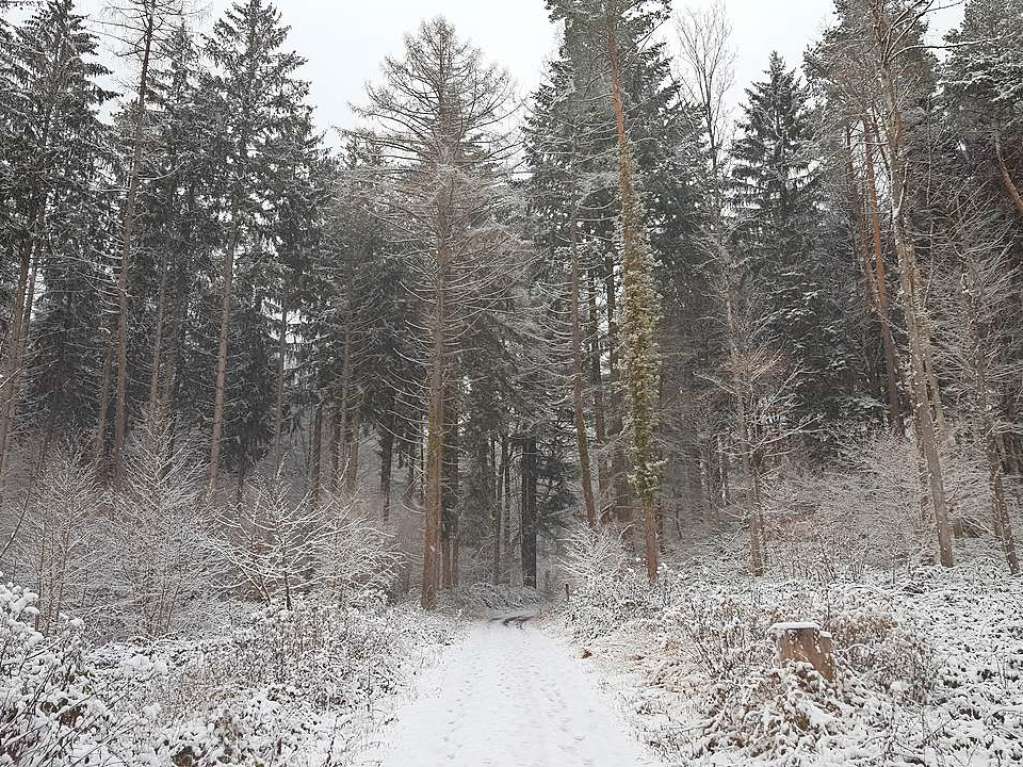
[367, 615, 661, 767]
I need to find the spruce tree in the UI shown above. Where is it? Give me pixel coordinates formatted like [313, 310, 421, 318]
[730, 53, 853, 431]
[0, 0, 113, 478]
[200, 0, 312, 492]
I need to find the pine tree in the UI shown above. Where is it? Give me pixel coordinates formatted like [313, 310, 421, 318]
[104, 0, 186, 484]
[200, 0, 312, 493]
[354, 17, 527, 606]
[0, 0, 113, 479]
[542, 0, 671, 582]
[944, 0, 1023, 223]
[730, 53, 854, 431]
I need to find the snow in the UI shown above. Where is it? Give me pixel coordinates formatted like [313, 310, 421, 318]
[770, 621, 822, 633]
[364, 612, 662, 767]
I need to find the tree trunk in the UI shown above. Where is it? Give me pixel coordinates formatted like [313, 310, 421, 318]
[992, 434, 1020, 575]
[94, 323, 115, 468]
[208, 218, 241, 495]
[859, 121, 903, 428]
[441, 382, 459, 590]
[421, 263, 446, 610]
[492, 437, 502, 585]
[147, 256, 170, 423]
[272, 295, 289, 472]
[994, 133, 1023, 221]
[112, 13, 155, 487]
[606, 1, 660, 583]
[870, 0, 953, 568]
[310, 400, 323, 509]
[502, 436, 512, 583]
[586, 271, 611, 516]
[380, 408, 395, 522]
[570, 221, 598, 528]
[520, 436, 538, 588]
[0, 201, 46, 484]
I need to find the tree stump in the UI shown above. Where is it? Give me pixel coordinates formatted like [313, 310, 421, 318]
[769, 621, 835, 681]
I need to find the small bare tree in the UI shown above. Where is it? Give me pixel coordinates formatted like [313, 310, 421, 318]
[674, 0, 736, 178]
[933, 198, 1021, 574]
[103, 416, 220, 637]
[6, 448, 104, 635]
[218, 472, 327, 609]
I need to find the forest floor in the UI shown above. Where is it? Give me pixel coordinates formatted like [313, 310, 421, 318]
[358, 611, 662, 767]
[557, 537, 1023, 767]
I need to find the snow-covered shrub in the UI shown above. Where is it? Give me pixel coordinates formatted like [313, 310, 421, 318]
[4, 449, 105, 635]
[218, 472, 326, 608]
[317, 491, 402, 607]
[767, 431, 1002, 583]
[562, 524, 654, 638]
[140, 600, 454, 766]
[1, 579, 118, 766]
[100, 420, 221, 639]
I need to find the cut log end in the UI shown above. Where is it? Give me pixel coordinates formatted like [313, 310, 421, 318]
[770, 621, 835, 681]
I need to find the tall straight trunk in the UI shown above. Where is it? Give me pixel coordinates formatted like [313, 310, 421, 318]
[272, 295, 289, 471]
[870, 2, 953, 568]
[345, 409, 360, 496]
[310, 400, 323, 509]
[896, 211, 954, 567]
[441, 536, 452, 590]
[586, 271, 610, 513]
[502, 436, 512, 583]
[994, 133, 1023, 221]
[858, 121, 903, 428]
[520, 436, 538, 588]
[570, 220, 598, 528]
[327, 405, 340, 490]
[112, 12, 156, 487]
[992, 434, 1020, 575]
[686, 442, 705, 523]
[208, 216, 241, 495]
[492, 437, 502, 585]
[421, 260, 447, 610]
[606, 2, 659, 583]
[147, 257, 170, 421]
[441, 382, 459, 590]
[604, 252, 631, 525]
[380, 409, 395, 522]
[95, 324, 115, 467]
[336, 276, 356, 491]
[0, 197, 46, 483]
[0, 241, 34, 482]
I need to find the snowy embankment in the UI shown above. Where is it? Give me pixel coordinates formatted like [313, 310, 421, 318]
[0, 583, 458, 767]
[559, 538, 1023, 767]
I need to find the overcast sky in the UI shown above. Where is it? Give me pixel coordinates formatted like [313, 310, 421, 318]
[68, 0, 963, 134]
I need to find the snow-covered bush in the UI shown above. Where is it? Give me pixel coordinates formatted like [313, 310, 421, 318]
[766, 431, 1001, 583]
[4, 449, 105, 635]
[100, 420, 221, 639]
[561, 524, 655, 638]
[317, 491, 402, 606]
[0, 579, 138, 766]
[571, 546, 1023, 766]
[218, 472, 327, 608]
[139, 600, 454, 766]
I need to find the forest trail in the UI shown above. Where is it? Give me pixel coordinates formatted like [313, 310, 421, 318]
[367, 615, 661, 767]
